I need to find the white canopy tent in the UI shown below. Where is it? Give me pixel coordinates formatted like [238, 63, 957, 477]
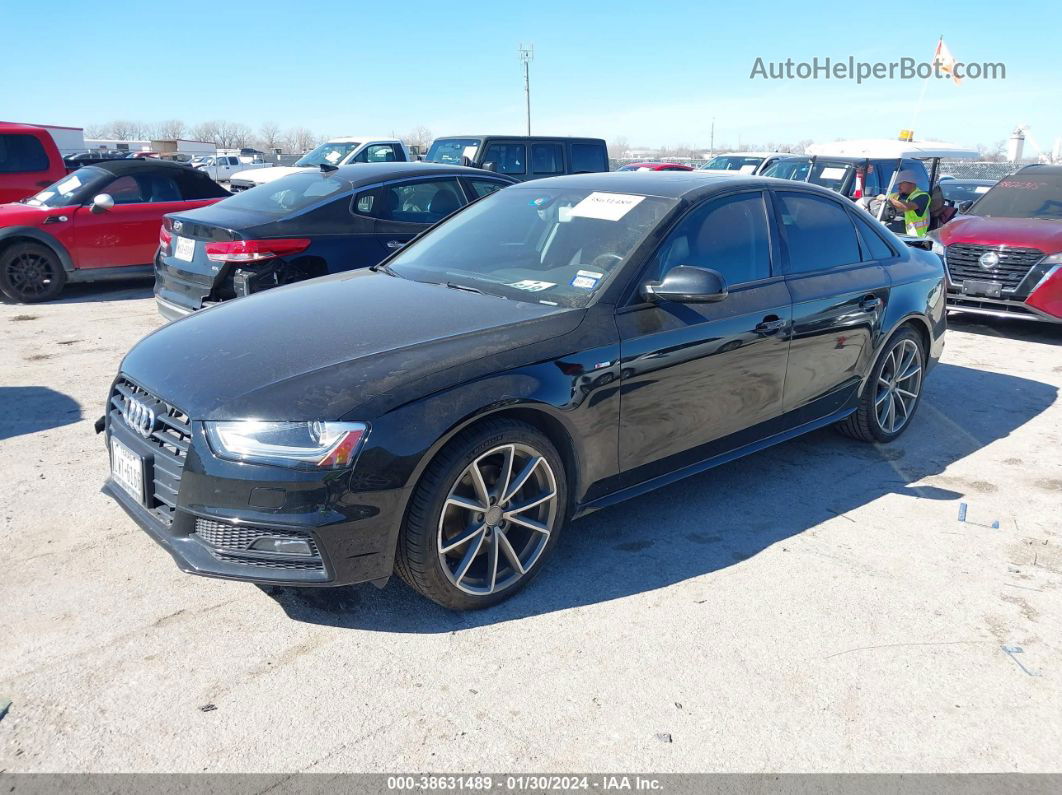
[806, 139, 979, 160]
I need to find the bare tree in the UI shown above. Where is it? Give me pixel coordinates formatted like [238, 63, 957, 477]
[85, 123, 108, 138]
[157, 119, 186, 140]
[403, 125, 433, 152]
[108, 120, 143, 140]
[285, 127, 316, 153]
[258, 121, 282, 151]
[978, 140, 1006, 162]
[607, 136, 629, 159]
[191, 121, 221, 145]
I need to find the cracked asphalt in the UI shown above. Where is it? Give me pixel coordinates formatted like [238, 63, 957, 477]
[1, 280, 1060, 772]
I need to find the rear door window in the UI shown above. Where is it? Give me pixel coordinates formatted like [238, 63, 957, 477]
[354, 177, 465, 225]
[531, 143, 564, 176]
[850, 210, 898, 260]
[0, 134, 50, 173]
[482, 143, 527, 176]
[355, 144, 399, 163]
[775, 191, 861, 273]
[465, 178, 509, 199]
[570, 143, 607, 173]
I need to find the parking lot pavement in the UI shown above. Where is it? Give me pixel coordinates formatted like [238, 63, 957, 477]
[1, 285, 1060, 773]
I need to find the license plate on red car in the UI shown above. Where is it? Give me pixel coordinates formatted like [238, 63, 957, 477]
[961, 280, 1003, 298]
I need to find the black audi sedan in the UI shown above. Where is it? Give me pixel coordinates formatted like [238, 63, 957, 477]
[101, 171, 946, 610]
[153, 162, 516, 320]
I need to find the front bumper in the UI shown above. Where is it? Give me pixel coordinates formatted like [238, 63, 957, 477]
[102, 384, 405, 587]
[945, 290, 1062, 324]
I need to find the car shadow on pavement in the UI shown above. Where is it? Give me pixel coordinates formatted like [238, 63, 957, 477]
[948, 313, 1062, 345]
[0, 279, 153, 306]
[262, 362, 1057, 632]
[0, 386, 82, 440]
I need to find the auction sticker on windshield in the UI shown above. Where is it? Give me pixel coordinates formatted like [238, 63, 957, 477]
[570, 192, 645, 221]
[509, 280, 556, 292]
[571, 270, 603, 289]
[173, 236, 195, 262]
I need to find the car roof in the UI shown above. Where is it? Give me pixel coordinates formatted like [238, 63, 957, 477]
[511, 170, 843, 201]
[433, 135, 606, 143]
[1017, 164, 1062, 175]
[326, 161, 518, 185]
[326, 136, 398, 144]
[707, 151, 792, 158]
[76, 159, 196, 176]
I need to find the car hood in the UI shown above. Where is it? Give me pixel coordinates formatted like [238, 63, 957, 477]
[121, 270, 583, 421]
[939, 215, 1062, 254]
[231, 166, 302, 185]
[0, 201, 61, 226]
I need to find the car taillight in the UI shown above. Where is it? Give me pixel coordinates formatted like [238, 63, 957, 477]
[159, 224, 172, 254]
[203, 238, 312, 264]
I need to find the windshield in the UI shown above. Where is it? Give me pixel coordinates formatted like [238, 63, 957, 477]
[701, 155, 763, 173]
[217, 171, 351, 215]
[941, 181, 995, 203]
[23, 166, 109, 208]
[762, 158, 853, 193]
[385, 186, 676, 308]
[425, 138, 481, 164]
[963, 175, 1062, 219]
[294, 141, 361, 168]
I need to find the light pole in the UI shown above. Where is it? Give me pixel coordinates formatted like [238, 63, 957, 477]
[519, 43, 534, 135]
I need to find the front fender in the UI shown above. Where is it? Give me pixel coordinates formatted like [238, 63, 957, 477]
[0, 226, 75, 273]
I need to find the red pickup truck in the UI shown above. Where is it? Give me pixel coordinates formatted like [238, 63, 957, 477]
[931, 164, 1062, 323]
[0, 123, 70, 204]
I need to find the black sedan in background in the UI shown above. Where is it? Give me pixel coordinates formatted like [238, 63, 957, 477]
[103, 172, 946, 610]
[154, 163, 516, 320]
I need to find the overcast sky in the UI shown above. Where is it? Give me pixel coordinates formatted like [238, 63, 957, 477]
[4, 0, 1059, 153]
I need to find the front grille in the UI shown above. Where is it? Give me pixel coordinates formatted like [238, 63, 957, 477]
[944, 244, 1043, 290]
[192, 518, 324, 572]
[228, 182, 251, 192]
[109, 378, 191, 526]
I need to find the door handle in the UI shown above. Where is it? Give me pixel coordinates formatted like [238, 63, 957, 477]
[859, 295, 882, 311]
[755, 316, 786, 334]
[385, 240, 406, 249]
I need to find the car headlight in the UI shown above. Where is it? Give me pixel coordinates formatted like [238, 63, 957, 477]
[931, 240, 945, 256]
[1040, 253, 1062, 265]
[204, 420, 368, 469]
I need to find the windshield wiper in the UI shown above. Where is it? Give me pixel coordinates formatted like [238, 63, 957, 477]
[443, 281, 484, 294]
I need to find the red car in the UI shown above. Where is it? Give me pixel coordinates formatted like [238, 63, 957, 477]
[0, 159, 228, 302]
[931, 165, 1062, 323]
[615, 161, 695, 172]
[0, 122, 70, 204]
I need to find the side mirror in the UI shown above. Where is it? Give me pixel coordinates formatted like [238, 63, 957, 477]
[957, 200, 974, 214]
[461, 155, 473, 167]
[641, 266, 728, 303]
[90, 193, 114, 213]
[482, 161, 497, 172]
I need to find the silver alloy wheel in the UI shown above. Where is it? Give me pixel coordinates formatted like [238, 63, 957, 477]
[437, 443, 558, 596]
[874, 338, 923, 434]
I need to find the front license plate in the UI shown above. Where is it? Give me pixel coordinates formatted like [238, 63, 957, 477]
[111, 437, 145, 504]
[173, 236, 195, 262]
[962, 279, 1002, 298]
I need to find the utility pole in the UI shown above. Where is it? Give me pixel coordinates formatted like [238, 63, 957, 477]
[519, 43, 534, 135]
[710, 118, 715, 156]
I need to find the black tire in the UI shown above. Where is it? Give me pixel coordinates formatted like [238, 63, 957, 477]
[0, 242, 67, 303]
[836, 326, 926, 443]
[395, 418, 568, 610]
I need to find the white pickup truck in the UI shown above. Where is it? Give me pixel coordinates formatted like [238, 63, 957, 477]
[228, 137, 410, 192]
[195, 155, 269, 182]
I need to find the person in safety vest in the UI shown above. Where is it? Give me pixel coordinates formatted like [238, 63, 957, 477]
[877, 170, 931, 238]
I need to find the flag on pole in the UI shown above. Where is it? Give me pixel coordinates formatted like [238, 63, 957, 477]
[933, 37, 961, 85]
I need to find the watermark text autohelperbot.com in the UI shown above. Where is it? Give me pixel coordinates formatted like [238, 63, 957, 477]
[750, 56, 1005, 83]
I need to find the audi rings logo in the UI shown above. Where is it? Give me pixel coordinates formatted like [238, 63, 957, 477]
[122, 398, 156, 438]
[979, 251, 1001, 269]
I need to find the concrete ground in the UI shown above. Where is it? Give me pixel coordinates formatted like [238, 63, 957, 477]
[1, 280, 1060, 773]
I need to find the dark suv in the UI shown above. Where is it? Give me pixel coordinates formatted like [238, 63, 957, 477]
[103, 171, 945, 610]
[423, 136, 608, 181]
